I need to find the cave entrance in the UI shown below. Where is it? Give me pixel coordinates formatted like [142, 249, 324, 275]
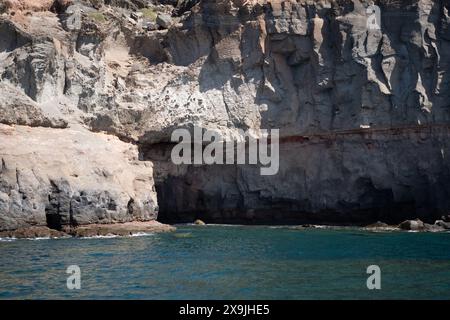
[155, 176, 207, 224]
[45, 213, 63, 231]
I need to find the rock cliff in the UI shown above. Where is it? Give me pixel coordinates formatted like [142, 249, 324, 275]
[1, 0, 450, 232]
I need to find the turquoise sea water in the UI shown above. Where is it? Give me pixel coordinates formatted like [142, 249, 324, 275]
[1, 225, 450, 299]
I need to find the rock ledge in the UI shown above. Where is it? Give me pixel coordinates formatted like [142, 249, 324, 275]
[0, 221, 175, 238]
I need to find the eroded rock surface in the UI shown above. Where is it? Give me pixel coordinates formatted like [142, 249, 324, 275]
[1, 0, 450, 231]
[0, 124, 157, 231]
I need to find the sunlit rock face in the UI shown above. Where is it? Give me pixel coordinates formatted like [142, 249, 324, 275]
[0, 124, 158, 231]
[1, 0, 450, 230]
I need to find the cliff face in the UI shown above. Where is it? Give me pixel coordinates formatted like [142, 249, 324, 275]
[0, 124, 157, 230]
[1, 0, 450, 231]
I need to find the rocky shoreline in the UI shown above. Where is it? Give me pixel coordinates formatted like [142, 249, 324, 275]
[2, 217, 450, 240]
[0, 221, 176, 239]
[289, 217, 450, 233]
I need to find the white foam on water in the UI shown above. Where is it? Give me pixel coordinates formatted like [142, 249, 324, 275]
[1, 235, 72, 241]
[311, 225, 328, 229]
[80, 234, 119, 239]
[128, 232, 155, 237]
[27, 237, 51, 241]
[80, 232, 157, 239]
[198, 223, 246, 227]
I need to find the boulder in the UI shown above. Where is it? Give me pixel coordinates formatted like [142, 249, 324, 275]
[194, 219, 206, 225]
[398, 219, 426, 231]
[156, 13, 172, 29]
[434, 220, 450, 230]
[0, 1, 8, 14]
[424, 223, 446, 232]
[130, 11, 143, 21]
[146, 21, 158, 31]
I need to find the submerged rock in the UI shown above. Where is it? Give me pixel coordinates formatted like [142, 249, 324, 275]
[173, 232, 193, 238]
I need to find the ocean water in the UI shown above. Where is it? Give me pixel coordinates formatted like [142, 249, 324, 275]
[1, 225, 450, 299]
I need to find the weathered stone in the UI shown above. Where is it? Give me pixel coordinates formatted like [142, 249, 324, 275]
[435, 220, 450, 229]
[156, 13, 172, 29]
[424, 223, 446, 232]
[399, 219, 426, 231]
[130, 11, 143, 21]
[146, 21, 158, 31]
[68, 221, 176, 237]
[0, 124, 158, 231]
[194, 219, 206, 225]
[364, 221, 398, 231]
[0, 83, 67, 128]
[0, 226, 66, 239]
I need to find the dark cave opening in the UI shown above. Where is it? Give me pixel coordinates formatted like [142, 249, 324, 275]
[45, 213, 63, 231]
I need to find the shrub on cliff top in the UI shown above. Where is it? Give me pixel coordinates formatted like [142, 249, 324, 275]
[140, 7, 157, 21]
[88, 11, 107, 23]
